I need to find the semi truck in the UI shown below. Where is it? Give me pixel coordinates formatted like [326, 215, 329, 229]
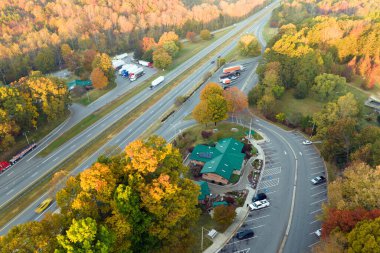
[223, 65, 245, 74]
[138, 60, 153, 68]
[118, 64, 138, 76]
[219, 71, 240, 82]
[129, 67, 145, 81]
[113, 53, 128, 60]
[112, 59, 125, 70]
[150, 76, 165, 89]
[221, 78, 231, 85]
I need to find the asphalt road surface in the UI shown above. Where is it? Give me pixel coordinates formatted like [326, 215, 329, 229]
[0, 1, 280, 236]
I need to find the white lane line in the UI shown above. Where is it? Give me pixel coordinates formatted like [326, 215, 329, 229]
[310, 209, 322, 214]
[71, 144, 77, 149]
[115, 138, 121, 143]
[6, 189, 14, 196]
[7, 171, 14, 177]
[127, 129, 132, 133]
[258, 178, 280, 190]
[308, 156, 320, 160]
[113, 114, 118, 119]
[310, 161, 322, 165]
[299, 152, 302, 156]
[87, 133, 92, 137]
[246, 215, 270, 222]
[308, 241, 320, 248]
[311, 190, 327, 197]
[53, 157, 59, 161]
[311, 183, 326, 190]
[284, 151, 287, 155]
[265, 190, 277, 195]
[310, 198, 327, 205]
[252, 224, 265, 229]
[31, 171, 39, 177]
[310, 166, 324, 170]
[226, 236, 258, 246]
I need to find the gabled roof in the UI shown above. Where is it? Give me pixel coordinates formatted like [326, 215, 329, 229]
[194, 181, 210, 201]
[190, 138, 245, 181]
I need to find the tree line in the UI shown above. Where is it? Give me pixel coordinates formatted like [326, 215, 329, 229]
[0, 0, 268, 83]
[0, 137, 201, 252]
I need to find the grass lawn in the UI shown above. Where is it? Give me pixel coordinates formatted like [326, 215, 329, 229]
[224, 46, 251, 63]
[72, 82, 116, 106]
[191, 212, 218, 253]
[262, 21, 278, 43]
[230, 174, 240, 184]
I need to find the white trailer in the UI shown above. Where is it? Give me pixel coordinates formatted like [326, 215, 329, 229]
[112, 59, 125, 70]
[118, 64, 138, 75]
[150, 76, 165, 89]
[113, 53, 128, 60]
[138, 60, 153, 68]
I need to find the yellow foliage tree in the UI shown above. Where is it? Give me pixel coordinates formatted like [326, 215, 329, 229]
[90, 68, 108, 89]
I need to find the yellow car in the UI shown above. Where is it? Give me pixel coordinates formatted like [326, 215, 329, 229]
[35, 198, 52, 213]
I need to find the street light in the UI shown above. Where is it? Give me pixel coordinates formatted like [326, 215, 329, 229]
[23, 131, 30, 145]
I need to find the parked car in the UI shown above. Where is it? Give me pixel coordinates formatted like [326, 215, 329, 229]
[35, 198, 52, 213]
[252, 193, 267, 202]
[302, 140, 312, 145]
[249, 199, 270, 210]
[314, 229, 322, 237]
[236, 229, 254, 240]
[311, 176, 326, 185]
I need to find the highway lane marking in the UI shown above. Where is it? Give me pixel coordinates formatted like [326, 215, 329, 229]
[310, 198, 327, 205]
[311, 183, 326, 190]
[71, 144, 77, 149]
[284, 151, 287, 155]
[310, 219, 320, 224]
[112, 114, 118, 119]
[245, 215, 270, 222]
[7, 171, 14, 177]
[311, 190, 327, 197]
[310, 208, 322, 214]
[6, 189, 14, 196]
[87, 133, 92, 137]
[299, 152, 303, 156]
[308, 241, 320, 248]
[115, 138, 121, 143]
[31, 171, 39, 178]
[53, 157, 59, 162]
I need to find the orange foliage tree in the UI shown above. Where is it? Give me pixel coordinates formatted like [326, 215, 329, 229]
[90, 68, 108, 89]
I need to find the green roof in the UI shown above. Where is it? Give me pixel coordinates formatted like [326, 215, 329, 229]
[213, 201, 228, 207]
[195, 181, 210, 201]
[67, 80, 92, 89]
[190, 138, 245, 181]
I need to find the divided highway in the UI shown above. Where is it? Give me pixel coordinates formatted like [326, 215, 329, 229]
[0, 1, 280, 235]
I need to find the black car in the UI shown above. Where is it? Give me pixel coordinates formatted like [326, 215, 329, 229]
[237, 229, 254, 240]
[252, 193, 267, 202]
[311, 176, 326, 185]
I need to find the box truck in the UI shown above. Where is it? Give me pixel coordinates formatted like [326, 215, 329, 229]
[112, 59, 125, 70]
[129, 67, 145, 81]
[150, 76, 165, 89]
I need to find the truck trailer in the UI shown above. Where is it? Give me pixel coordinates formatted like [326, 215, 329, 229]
[138, 60, 153, 68]
[223, 65, 245, 74]
[113, 53, 128, 60]
[118, 64, 138, 76]
[129, 67, 145, 81]
[112, 59, 125, 70]
[150, 76, 165, 89]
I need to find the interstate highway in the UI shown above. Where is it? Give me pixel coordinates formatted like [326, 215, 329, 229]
[0, 1, 280, 235]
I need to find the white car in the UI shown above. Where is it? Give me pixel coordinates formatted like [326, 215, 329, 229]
[302, 140, 312, 145]
[249, 199, 270, 210]
[314, 229, 322, 237]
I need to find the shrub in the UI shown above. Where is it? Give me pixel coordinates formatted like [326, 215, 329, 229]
[201, 130, 213, 139]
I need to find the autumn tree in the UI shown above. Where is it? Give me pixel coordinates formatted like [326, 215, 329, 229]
[200, 29, 211, 40]
[223, 86, 248, 114]
[186, 31, 196, 42]
[213, 205, 236, 231]
[61, 44, 79, 72]
[200, 82, 224, 100]
[153, 48, 172, 69]
[347, 217, 380, 253]
[92, 53, 115, 84]
[192, 100, 210, 125]
[206, 94, 228, 125]
[141, 37, 157, 52]
[158, 31, 179, 46]
[162, 41, 180, 57]
[91, 68, 108, 89]
[257, 93, 277, 117]
[238, 34, 261, 57]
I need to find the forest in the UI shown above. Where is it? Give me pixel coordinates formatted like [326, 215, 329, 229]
[0, 0, 267, 83]
[247, 0, 380, 252]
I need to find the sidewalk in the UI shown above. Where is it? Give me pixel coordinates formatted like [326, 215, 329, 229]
[204, 133, 269, 253]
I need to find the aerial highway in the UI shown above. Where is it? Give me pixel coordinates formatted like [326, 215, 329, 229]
[0, 1, 280, 235]
[0, 0, 278, 211]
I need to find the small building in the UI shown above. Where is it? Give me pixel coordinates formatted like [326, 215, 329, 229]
[67, 80, 92, 90]
[195, 180, 211, 204]
[189, 138, 245, 185]
[212, 201, 228, 208]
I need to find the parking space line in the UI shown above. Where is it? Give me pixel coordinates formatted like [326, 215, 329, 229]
[311, 190, 327, 197]
[310, 198, 327, 205]
[246, 215, 270, 222]
[310, 166, 324, 170]
[262, 167, 281, 177]
[311, 183, 326, 190]
[225, 236, 258, 246]
[308, 156, 320, 160]
[308, 241, 320, 248]
[310, 208, 322, 214]
[310, 161, 322, 165]
[310, 219, 320, 224]
[265, 190, 277, 195]
[258, 178, 280, 190]
[310, 171, 325, 176]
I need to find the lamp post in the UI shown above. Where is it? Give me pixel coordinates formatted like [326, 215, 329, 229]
[23, 131, 30, 145]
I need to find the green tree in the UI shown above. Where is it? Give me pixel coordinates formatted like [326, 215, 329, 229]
[35, 47, 56, 73]
[275, 112, 286, 123]
[56, 217, 114, 253]
[153, 48, 172, 69]
[312, 74, 347, 101]
[206, 94, 228, 125]
[162, 41, 179, 58]
[347, 217, 380, 253]
[257, 93, 276, 117]
[142, 49, 154, 63]
[238, 34, 261, 57]
[200, 29, 211, 40]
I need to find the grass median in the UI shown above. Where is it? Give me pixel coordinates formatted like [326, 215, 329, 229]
[0, 6, 276, 227]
